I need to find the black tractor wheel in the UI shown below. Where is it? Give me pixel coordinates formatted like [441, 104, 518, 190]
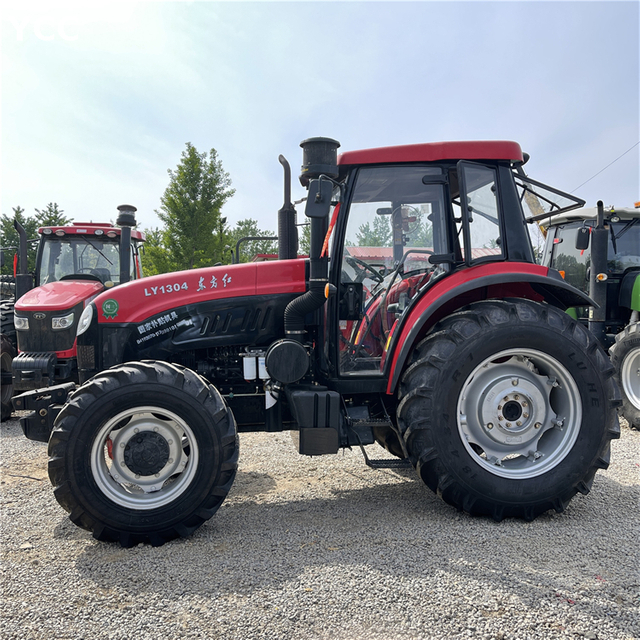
[48, 361, 239, 546]
[397, 299, 620, 521]
[610, 322, 640, 429]
[1, 334, 15, 421]
[0, 301, 16, 348]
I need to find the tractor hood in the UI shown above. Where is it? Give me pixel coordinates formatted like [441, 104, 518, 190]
[92, 259, 308, 324]
[15, 281, 105, 313]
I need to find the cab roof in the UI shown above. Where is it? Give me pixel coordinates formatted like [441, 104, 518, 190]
[540, 205, 640, 230]
[338, 140, 524, 166]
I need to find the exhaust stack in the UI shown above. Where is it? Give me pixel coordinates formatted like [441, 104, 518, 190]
[116, 205, 137, 284]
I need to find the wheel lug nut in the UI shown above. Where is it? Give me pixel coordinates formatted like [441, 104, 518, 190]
[506, 422, 512, 428]
[535, 422, 542, 429]
[522, 401, 528, 407]
[486, 423, 494, 430]
[511, 378, 519, 386]
[514, 394, 520, 400]
[523, 413, 529, 419]
[498, 405, 503, 410]
[498, 416, 503, 421]
[503, 396, 509, 401]
[516, 421, 522, 426]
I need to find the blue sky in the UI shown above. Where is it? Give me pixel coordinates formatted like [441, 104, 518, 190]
[1, 1, 638, 234]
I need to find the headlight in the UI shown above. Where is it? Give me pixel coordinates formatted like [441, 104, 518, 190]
[52, 312, 75, 330]
[14, 316, 29, 331]
[77, 304, 94, 336]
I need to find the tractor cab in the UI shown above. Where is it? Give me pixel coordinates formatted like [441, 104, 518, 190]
[315, 142, 585, 380]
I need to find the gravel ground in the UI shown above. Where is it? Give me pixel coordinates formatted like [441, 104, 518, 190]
[1, 414, 638, 640]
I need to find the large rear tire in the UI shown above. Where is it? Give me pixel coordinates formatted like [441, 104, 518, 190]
[397, 299, 620, 521]
[0, 301, 16, 348]
[1, 334, 15, 421]
[609, 322, 640, 429]
[48, 361, 239, 546]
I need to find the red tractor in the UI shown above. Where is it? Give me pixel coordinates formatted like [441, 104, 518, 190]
[17, 138, 620, 547]
[6, 206, 145, 401]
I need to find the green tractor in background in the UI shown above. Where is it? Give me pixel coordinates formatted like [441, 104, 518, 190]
[541, 202, 640, 428]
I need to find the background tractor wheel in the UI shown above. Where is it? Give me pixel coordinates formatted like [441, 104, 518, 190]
[610, 322, 640, 429]
[0, 301, 16, 349]
[48, 361, 239, 546]
[1, 334, 15, 422]
[397, 299, 620, 521]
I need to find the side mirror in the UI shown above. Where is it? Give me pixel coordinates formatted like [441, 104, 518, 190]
[305, 179, 333, 219]
[575, 227, 590, 251]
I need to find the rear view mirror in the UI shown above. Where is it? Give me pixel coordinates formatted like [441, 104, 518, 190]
[575, 227, 590, 251]
[305, 179, 333, 219]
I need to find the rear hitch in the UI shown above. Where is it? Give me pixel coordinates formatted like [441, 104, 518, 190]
[12, 382, 76, 443]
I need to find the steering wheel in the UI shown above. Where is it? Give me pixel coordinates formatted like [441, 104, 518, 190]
[345, 256, 384, 284]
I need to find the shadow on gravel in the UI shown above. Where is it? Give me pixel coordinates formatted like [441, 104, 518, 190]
[69, 470, 638, 620]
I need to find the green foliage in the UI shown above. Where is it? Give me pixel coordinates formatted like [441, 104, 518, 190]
[140, 227, 175, 276]
[34, 203, 72, 227]
[227, 219, 277, 263]
[299, 222, 311, 256]
[1, 205, 68, 276]
[356, 215, 392, 247]
[157, 143, 235, 270]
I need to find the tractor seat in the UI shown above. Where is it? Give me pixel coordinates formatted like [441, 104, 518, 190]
[90, 268, 112, 283]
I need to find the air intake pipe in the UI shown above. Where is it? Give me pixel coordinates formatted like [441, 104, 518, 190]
[116, 205, 136, 284]
[284, 137, 340, 342]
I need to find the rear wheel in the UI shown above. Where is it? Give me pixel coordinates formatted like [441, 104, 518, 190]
[1, 334, 15, 421]
[48, 361, 238, 546]
[0, 301, 15, 348]
[610, 322, 640, 429]
[397, 299, 620, 520]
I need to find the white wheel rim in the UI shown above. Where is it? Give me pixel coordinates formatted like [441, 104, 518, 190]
[457, 349, 581, 479]
[621, 346, 640, 410]
[90, 406, 199, 510]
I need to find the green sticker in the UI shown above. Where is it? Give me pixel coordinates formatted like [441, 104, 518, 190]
[102, 299, 119, 319]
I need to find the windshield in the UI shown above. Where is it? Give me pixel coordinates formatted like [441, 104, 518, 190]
[547, 221, 640, 293]
[37, 237, 125, 285]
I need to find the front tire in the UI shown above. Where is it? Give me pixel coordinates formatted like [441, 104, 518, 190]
[397, 299, 620, 521]
[610, 322, 640, 429]
[48, 361, 239, 546]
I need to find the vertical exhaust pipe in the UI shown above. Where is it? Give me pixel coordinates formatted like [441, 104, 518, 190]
[278, 156, 298, 260]
[13, 219, 33, 299]
[116, 205, 137, 284]
[588, 200, 608, 345]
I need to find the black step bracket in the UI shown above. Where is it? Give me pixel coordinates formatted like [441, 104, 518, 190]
[358, 441, 413, 470]
[13, 383, 76, 443]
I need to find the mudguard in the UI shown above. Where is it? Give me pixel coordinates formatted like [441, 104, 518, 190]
[385, 262, 596, 394]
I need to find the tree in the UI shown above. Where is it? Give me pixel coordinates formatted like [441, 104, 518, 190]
[34, 203, 72, 227]
[157, 143, 235, 270]
[0, 207, 40, 276]
[356, 215, 392, 247]
[140, 227, 175, 276]
[227, 219, 277, 263]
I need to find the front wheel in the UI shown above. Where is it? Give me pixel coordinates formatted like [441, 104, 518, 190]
[48, 361, 239, 546]
[397, 299, 620, 521]
[610, 322, 640, 429]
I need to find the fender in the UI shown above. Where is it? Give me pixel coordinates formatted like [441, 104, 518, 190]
[618, 268, 640, 311]
[385, 262, 596, 394]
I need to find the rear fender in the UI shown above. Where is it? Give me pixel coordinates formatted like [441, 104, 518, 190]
[385, 263, 595, 394]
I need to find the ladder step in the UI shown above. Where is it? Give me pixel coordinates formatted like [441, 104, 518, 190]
[365, 457, 412, 470]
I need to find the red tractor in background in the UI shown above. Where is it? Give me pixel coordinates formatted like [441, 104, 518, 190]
[1, 207, 145, 419]
[16, 138, 620, 547]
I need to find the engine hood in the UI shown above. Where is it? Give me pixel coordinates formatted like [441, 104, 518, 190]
[92, 259, 307, 324]
[15, 281, 105, 313]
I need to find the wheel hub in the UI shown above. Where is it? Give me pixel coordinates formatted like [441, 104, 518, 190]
[458, 350, 581, 479]
[477, 368, 549, 446]
[123, 431, 170, 476]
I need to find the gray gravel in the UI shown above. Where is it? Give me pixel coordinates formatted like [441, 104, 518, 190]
[1, 414, 638, 640]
